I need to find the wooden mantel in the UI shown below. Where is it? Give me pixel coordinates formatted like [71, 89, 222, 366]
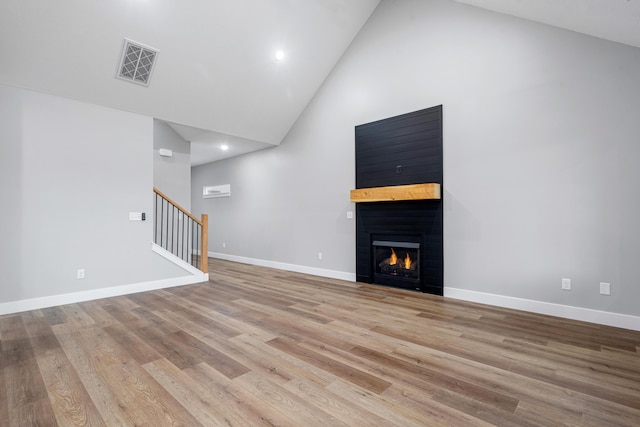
[350, 183, 441, 203]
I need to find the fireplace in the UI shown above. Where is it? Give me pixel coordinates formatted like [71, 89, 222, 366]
[373, 240, 420, 289]
[352, 105, 443, 295]
[356, 203, 442, 294]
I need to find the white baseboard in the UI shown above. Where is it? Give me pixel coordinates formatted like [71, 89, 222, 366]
[445, 287, 640, 332]
[211, 253, 639, 331]
[0, 273, 208, 316]
[0, 242, 208, 316]
[209, 252, 356, 282]
[11, 248, 631, 330]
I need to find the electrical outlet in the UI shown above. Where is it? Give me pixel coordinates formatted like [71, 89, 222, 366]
[222, 242, 226, 248]
[600, 282, 611, 295]
[318, 252, 323, 260]
[346, 211, 354, 219]
[77, 269, 85, 279]
[129, 212, 142, 221]
[561, 278, 571, 290]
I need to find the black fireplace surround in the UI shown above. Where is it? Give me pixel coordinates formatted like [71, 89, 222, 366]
[355, 106, 443, 295]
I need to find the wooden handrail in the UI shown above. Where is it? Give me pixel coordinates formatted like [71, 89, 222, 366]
[153, 187, 202, 225]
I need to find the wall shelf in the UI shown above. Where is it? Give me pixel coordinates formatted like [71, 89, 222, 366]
[350, 183, 441, 203]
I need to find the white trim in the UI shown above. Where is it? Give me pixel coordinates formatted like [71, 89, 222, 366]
[0, 274, 208, 316]
[444, 287, 640, 332]
[152, 242, 205, 276]
[208, 253, 639, 331]
[0, 243, 209, 316]
[209, 252, 356, 282]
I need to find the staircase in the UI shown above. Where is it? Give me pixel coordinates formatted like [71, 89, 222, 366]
[153, 188, 208, 273]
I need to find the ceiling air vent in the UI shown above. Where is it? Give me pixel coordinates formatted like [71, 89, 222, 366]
[116, 38, 159, 86]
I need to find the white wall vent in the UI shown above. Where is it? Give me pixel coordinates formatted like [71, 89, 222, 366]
[117, 38, 159, 86]
[203, 184, 231, 199]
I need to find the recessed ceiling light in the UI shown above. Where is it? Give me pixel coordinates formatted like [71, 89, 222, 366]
[275, 50, 285, 61]
[220, 144, 229, 151]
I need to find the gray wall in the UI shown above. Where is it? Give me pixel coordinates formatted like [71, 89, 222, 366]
[153, 120, 191, 210]
[0, 83, 23, 294]
[0, 83, 186, 304]
[192, 0, 640, 316]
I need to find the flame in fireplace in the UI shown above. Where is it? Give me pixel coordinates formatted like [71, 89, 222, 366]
[404, 252, 412, 269]
[389, 248, 398, 265]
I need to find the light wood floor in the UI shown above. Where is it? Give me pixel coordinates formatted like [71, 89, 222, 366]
[1, 260, 639, 426]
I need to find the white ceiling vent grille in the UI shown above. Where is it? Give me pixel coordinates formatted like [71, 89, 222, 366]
[117, 38, 158, 86]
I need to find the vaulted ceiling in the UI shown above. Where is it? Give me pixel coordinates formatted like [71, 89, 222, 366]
[456, 0, 640, 50]
[1, 0, 639, 165]
[0, 0, 380, 165]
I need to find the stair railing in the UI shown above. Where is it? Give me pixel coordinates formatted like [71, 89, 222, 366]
[153, 187, 208, 273]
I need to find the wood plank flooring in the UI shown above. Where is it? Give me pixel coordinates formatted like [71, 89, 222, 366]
[1, 259, 639, 426]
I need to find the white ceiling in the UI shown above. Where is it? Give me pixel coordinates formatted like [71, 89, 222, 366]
[455, 0, 640, 49]
[0, 0, 380, 165]
[1, 0, 639, 166]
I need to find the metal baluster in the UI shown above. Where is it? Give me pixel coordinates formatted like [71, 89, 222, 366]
[197, 223, 201, 269]
[183, 212, 187, 263]
[191, 218, 195, 268]
[161, 198, 165, 248]
[179, 211, 183, 261]
[171, 205, 175, 255]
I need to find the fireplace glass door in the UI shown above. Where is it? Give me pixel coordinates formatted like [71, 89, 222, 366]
[372, 241, 420, 287]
